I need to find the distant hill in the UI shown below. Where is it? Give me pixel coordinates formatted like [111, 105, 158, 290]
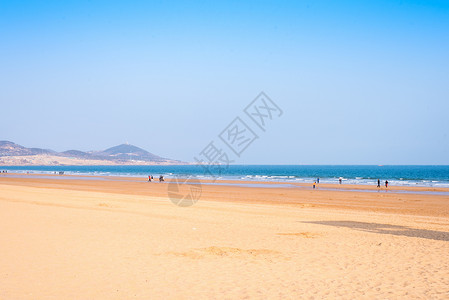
[0, 141, 55, 156]
[61, 150, 94, 159]
[94, 144, 165, 162]
[0, 141, 183, 166]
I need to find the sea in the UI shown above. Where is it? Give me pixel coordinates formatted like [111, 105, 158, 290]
[2, 165, 449, 188]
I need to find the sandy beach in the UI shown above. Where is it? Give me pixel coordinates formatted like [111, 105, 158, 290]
[1, 174, 448, 299]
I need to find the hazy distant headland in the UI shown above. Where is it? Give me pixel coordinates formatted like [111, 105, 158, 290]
[0, 141, 185, 166]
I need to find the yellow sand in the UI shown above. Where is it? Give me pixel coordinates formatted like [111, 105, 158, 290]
[0, 176, 448, 299]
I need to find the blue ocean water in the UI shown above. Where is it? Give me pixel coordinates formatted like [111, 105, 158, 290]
[2, 165, 449, 187]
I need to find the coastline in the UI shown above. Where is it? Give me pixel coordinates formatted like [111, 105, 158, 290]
[3, 165, 449, 189]
[1, 173, 449, 217]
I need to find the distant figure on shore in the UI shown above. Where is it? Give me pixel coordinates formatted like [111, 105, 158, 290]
[313, 181, 316, 189]
[385, 180, 389, 188]
[339, 177, 342, 184]
[148, 175, 152, 182]
[317, 178, 320, 184]
[377, 179, 381, 188]
[159, 175, 164, 182]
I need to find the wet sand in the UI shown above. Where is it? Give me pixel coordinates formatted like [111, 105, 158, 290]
[1, 174, 448, 299]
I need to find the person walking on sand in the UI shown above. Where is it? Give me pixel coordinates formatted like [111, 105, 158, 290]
[313, 181, 316, 189]
[317, 178, 320, 184]
[148, 175, 152, 182]
[385, 180, 388, 188]
[377, 179, 381, 188]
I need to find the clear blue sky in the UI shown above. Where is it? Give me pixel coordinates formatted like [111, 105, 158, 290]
[1, 0, 448, 164]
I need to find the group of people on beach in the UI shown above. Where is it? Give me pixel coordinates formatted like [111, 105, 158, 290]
[377, 179, 389, 188]
[148, 175, 164, 182]
[312, 177, 390, 189]
[313, 178, 320, 189]
[313, 177, 340, 189]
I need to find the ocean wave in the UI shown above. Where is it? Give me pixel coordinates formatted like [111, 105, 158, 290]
[3, 165, 449, 188]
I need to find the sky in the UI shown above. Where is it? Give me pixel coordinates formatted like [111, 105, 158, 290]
[1, 0, 448, 164]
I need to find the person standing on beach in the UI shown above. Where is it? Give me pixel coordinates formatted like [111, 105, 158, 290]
[313, 181, 316, 189]
[385, 180, 389, 188]
[377, 179, 381, 188]
[148, 175, 152, 182]
[317, 178, 320, 184]
[339, 178, 342, 184]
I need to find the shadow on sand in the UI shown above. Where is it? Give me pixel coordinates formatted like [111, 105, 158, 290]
[302, 221, 449, 242]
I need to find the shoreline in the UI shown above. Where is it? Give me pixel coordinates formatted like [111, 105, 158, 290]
[1, 172, 449, 217]
[2, 165, 449, 189]
[2, 172, 449, 193]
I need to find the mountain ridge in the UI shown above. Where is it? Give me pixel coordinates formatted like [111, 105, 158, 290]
[0, 141, 184, 166]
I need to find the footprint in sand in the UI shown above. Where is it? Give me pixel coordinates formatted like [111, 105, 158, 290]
[166, 246, 281, 259]
[277, 232, 320, 238]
